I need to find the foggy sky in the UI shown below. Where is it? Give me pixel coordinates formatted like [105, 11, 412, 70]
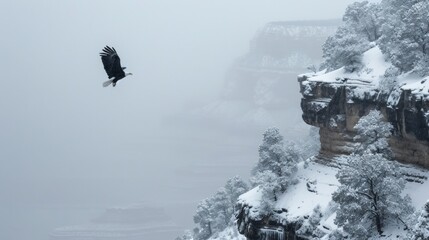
[1, 1, 378, 239]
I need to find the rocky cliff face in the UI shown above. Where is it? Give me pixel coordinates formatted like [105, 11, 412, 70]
[299, 72, 429, 168]
[234, 30, 429, 240]
[230, 20, 341, 240]
[234, 187, 302, 240]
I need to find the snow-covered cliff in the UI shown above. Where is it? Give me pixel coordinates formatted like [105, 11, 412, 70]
[300, 46, 429, 168]
[236, 158, 429, 239]
[235, 45, 429, 240]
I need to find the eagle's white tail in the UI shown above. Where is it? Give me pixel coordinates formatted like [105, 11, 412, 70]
[103, 80, 113, 87]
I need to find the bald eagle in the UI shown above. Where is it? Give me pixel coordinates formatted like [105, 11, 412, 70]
[100, 46, 132, 87]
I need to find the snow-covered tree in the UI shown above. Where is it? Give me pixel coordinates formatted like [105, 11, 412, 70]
[251, 127, 299, 213]
[379, 66, 400, 94]
[296, 205, 323, 238]
[333, 109, 412, 238]
[250, 170, 281, 216]
[332, 153, 413, 238]
[193, 198, 214, 240]
[321, 1, 382, 72]
[412, 201, 429, 240]
[191, 176, 249, 240]
[321, 0, 429, 77]
[353, 110, 393, 158]
[211, 189, 231, 231]
[321, 26, 370, 72]
[211, 177, 249, 231]
[343, 1, 382, 42]
[223, 176, 249, 213]
[252, 127, 299, 187]
[379, 0, 429, 76]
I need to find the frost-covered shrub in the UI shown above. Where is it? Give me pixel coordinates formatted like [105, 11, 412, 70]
[307, 64, 318, 73]
[412, 201, 429, 240]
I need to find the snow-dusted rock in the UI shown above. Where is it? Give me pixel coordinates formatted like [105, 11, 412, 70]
[299, 46, 429, 167]
[236, 158, 429, 239]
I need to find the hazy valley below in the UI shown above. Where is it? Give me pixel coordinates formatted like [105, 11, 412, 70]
[0, 1, 370, 239]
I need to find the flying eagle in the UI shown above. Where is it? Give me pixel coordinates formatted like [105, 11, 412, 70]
[100, 46, 132, 87]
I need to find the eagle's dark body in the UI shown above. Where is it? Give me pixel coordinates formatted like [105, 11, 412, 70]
[100, 46, 131, 87]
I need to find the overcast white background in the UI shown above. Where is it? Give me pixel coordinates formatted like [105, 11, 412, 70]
[0, 1, 377, 239]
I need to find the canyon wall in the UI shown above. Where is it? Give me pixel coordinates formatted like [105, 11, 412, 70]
[299, 74, 429, 168]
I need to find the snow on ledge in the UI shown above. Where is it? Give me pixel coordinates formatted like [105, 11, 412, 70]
[237, 186, 262, 209]
[307, 46, 390, 86]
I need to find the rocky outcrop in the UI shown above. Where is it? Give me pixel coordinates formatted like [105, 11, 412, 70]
[299, 74, 429, 168]
[235, 202, 299, 240]
[235, 162, 341, 240]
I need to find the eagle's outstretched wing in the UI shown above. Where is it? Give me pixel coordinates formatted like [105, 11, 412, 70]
[100, 46, 125, 79]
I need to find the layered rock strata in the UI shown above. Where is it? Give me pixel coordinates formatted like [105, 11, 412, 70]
[299, 74, 429, 168]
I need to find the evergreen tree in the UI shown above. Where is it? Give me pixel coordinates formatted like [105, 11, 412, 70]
[379, 0, 429, 76]
[379, 66, 400, 94]
[224, 176, 249, 214]
[251, 127, 299, 214]
[343, 1, 382, 42]
[412, 201, 429, 240]
[296, 205, 323, 237]
[193, 198, 214, 240]
[321, 26, 370, 72]
[332, 110, 412, 238]
[321, 0, 429, 77]
[250, 170, 281, 216]
[332, 111, 413, 238]
[191, 176, 249, 240]
[252, 127, 299, 191]
[321, 1, 382, 72]
[211, 189, 230, 231]
[353, 110, 393, 158]
[333, 153, 413, 238]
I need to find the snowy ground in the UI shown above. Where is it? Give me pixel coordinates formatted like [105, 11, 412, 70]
[306, 45, 390, 85]
[238, 158, 429, 239]
[303, 45, 429, 104]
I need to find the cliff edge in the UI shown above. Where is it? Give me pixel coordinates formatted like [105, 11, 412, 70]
[300, 46, 429, 168]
